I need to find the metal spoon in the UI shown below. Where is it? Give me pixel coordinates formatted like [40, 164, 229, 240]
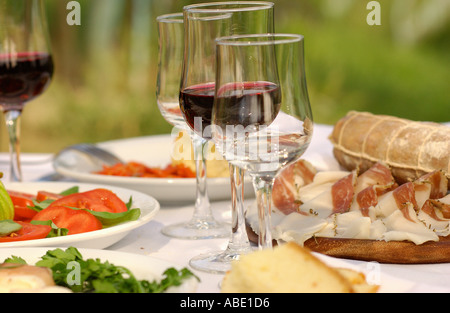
[52, 143, 124, 173]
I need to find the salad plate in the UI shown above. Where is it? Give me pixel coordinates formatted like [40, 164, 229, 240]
[0, 182, 159, 249]
[53, 134, 255, 205]
[0, 247, 197, 293]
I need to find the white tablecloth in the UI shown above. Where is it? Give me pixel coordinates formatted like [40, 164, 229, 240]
[1, 124, 450, 293]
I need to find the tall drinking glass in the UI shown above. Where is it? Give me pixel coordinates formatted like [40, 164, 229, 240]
[0, 0, 54, 181]
[212, 34, 313, 249]
[157, 12, 229, 240]
[181, 2, 274, 273]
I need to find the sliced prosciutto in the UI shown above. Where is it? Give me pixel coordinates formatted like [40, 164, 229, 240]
[272, 159, 317, 214]
[416, 170, 448, 199]
[352, 162, 397, 216]
[354, 162, 397, 193]
[331, 171, 357, 214]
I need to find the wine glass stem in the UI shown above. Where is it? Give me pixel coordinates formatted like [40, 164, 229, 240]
[191, 133, 213, 223]
[227, 164, 251, 253]
[252, 175, 275, 249]
[3, 110, 22, 182]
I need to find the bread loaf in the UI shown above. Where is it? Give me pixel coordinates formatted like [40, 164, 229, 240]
[221, 242, 378, 293]
[329, 111, 450, 188]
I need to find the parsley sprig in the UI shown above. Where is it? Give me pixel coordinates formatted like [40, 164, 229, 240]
[4, 247, 198, 293]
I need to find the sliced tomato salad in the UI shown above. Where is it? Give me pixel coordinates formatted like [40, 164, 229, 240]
[32, 206, 102, 235]
[0, 221, 52, 242]
[46, 188, 128, 213]
[8, 190, 38, 221]
[0, 186, 138, 243]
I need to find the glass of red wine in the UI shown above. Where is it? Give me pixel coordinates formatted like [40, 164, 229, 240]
[156, 12, 230, 241]
[0, 0, 54, 181]
[180, 2, 274, 274]
[212, 34, 314, 249]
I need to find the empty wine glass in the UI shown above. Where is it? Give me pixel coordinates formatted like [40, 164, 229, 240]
[181, 2, 275, 273]
[156, 12, 229, 240]
[212, 34, 313, 249]
[0, 0, 54, 181]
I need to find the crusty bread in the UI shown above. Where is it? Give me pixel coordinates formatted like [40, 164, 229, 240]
[329, 111, 450, 188]
[221, 242, 377, 293]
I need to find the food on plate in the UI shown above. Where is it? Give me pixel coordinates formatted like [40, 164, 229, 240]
[221, 242, 378, 293]
[95, 161, 196, 178]
[0, 263, 70, 293]
[329, 111, 450, 188]
[272, 159, 317, 214]
[171, 130, 229, 178]
[250, 160, 450, 263]
[0, 181, 14, 220]
[0, 221, 52, 243]
[93, 130, 230, 178]
[0, 183, 140, 242]
[1, 247, 198, 293]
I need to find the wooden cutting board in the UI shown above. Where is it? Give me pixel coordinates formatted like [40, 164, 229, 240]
[246, 223, 450, 264]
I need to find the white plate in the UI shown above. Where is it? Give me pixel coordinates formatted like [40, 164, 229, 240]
[53, 134, 254, 205]
[0, 182, 159, 249]
[0, 247, 197, 293]
[313, 253, 418, 293]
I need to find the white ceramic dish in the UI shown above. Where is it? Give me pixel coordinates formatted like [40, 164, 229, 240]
[0, 247, 197, 293]
[0, 182, 159, 249]
[53, 134, 254, 205]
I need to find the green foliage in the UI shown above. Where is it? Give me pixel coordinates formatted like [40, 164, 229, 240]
[2, 0, 447, 153]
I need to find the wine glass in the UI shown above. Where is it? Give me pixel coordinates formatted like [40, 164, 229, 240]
[181, 2, 274, 273]
[156, 12, 229, 240]
[212, 34, 313, 249]
[0, 0, 54, 182]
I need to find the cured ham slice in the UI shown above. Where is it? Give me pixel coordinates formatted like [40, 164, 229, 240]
[331, 171, 357, 214]
[416, 170, 448, 199]
[272, 159, 317, 215]
[299, 171, 356, 218]
[354, 162, 396, 194]
[382, 203, 439, 245]
[351, 162, 397, 216]
[297, 171, 349, 204]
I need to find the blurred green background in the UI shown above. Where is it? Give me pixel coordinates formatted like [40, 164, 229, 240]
[1, 0, 449, 153]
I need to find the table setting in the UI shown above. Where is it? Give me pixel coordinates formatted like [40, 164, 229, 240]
[0, 0, 449, 294]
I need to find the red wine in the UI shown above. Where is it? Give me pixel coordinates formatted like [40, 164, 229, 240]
[180, 81, 281, 137]
[179, 82, 216, 136]
[214, 81, 281, 128]
[0, 52, 54, 110]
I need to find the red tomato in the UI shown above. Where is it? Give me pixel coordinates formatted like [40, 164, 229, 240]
[8, 190, 37, 221]
[32, 206, 102, 235]
[46, 188, 128, 213]
[36, 191, 64, 202]
[0, 221, 52, 242]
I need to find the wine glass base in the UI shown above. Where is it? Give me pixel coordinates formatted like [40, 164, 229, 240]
[161, 220, 230, 240]
[189, 247, 254, 274]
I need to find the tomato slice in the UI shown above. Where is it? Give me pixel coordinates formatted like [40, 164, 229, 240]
[32, 206, 102, 235]
[8, 190, 37, 221]
[0, 221, 52, 242]
[36, 191, 65, 202]
[46, 188, 128, 213]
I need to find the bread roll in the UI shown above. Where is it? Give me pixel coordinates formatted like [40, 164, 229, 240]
[221, 242, 378, 293]
[329, 111, 450, 188]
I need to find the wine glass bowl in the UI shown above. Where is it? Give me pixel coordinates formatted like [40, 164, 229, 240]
[0, 0, 54, 181]
[156, 13, 186, 129]
[212, 33, 313, 248]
